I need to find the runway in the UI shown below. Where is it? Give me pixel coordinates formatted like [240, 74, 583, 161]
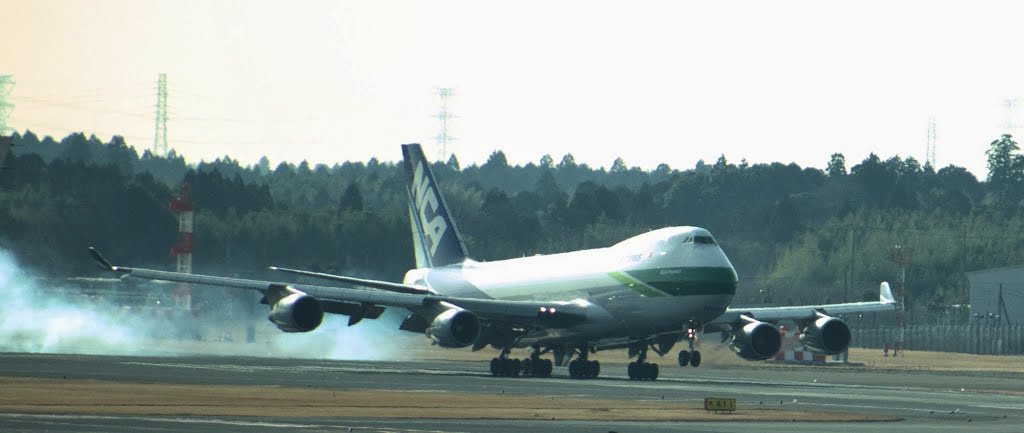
[0, 352, 1021, 432]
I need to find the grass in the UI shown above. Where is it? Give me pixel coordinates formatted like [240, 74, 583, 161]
[0, 377, 898, 422]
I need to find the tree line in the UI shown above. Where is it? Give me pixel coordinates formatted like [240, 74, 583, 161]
[4, 130, 1024, 314]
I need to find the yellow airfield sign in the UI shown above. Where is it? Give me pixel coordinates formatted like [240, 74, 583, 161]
[703, 397, 737, 412]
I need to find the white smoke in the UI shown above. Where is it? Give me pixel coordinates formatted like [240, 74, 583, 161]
[0, 248, 411, 359]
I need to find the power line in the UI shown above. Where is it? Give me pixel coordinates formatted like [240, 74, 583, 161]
[16, 97, 151, 118]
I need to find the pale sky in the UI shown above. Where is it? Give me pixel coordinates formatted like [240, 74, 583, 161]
[3, 0, 1024, 178]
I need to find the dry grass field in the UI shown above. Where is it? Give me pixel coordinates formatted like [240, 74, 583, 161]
[0, 377, 897, 422]
[843, 347, 1024, 373]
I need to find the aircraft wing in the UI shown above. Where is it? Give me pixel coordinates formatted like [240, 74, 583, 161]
[267, 266, 435, 295]
[707, 282, 897, 329]
[89, 248, 589, 328]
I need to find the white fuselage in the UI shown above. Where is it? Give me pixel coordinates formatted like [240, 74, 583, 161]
[404, 226, 738, 346]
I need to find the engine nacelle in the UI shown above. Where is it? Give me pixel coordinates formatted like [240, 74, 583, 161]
[426, 308, 481, 348]
[268, 293, 324, 332]
[799, 314, 851, 355]
[729, 319, 782, 361]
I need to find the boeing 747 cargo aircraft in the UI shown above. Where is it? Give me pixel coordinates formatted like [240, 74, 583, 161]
[90, 143, 896, 380]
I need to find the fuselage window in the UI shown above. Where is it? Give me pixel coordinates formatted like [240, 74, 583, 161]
[694, 236, 716, 245]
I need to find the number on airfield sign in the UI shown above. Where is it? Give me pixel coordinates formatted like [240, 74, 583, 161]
[703, 397, 736, 412]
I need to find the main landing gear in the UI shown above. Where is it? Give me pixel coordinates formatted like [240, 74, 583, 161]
[523, 347, 554, 378]
[678, 326, 702, 368]
[628, 341, 659, 381]
[489, 347, 553, 378]
[567, 345, 599, 380]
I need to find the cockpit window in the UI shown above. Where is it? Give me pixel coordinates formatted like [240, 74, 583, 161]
[694, 235, 717, 245]
[681, 236, 694, 244]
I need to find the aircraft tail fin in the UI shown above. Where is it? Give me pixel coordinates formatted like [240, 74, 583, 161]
[402, 143, 469, 268]
[879, 281, 895, 304]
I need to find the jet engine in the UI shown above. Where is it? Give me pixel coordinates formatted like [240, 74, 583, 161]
[426, 308, 481, 348]
[729, 316, 782, 361]
[799, 313, 851, 355]
[268, 293, 324, 332]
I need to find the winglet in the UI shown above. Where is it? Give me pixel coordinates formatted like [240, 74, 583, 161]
[88, 247, 119, 272]
[879, 281, 895, 304]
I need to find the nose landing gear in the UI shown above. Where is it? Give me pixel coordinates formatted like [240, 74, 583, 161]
[678, 326, 702, 367]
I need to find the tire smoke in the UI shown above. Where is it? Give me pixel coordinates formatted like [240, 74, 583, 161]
[0, 248, 408, 360]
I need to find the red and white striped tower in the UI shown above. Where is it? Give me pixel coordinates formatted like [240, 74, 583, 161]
[169, 182, 194, 311]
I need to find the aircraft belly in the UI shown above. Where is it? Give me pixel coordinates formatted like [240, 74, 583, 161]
[606, 294, 732, 335]
[515, 292, 731, 347]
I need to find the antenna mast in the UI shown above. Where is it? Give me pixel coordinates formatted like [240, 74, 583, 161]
[925, 116, 936, 168]
[0, 75, 14, 136]
[434, 87, 456, 162]
[1003, 98, 1019, 134]
[154, 73, 168, 157]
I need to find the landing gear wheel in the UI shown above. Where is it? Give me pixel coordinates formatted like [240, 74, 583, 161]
[628, 339, 658, 380]
[678, 350, 690, 367]
[568, 359, 600, 379]
[522, 346, 555, 378]
[490, 357, 524, 377]
[628, 362, 659, 380]
[507, 358, 522, 377]
[529, 358, 553, 378]
[647, 363, 659, 381]
[690, 350, 701, 368]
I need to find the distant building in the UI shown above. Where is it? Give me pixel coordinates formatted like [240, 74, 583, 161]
[966, 266, 1024, 324]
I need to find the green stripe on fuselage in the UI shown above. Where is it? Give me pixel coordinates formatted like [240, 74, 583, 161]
[623, 267, 737, 297]
[607, 271, 666, 297]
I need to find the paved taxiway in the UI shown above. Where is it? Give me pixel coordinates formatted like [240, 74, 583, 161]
[0, 352, 1021, 432]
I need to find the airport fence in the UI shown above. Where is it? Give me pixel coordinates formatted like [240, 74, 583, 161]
[851, 324, 1024, 355]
